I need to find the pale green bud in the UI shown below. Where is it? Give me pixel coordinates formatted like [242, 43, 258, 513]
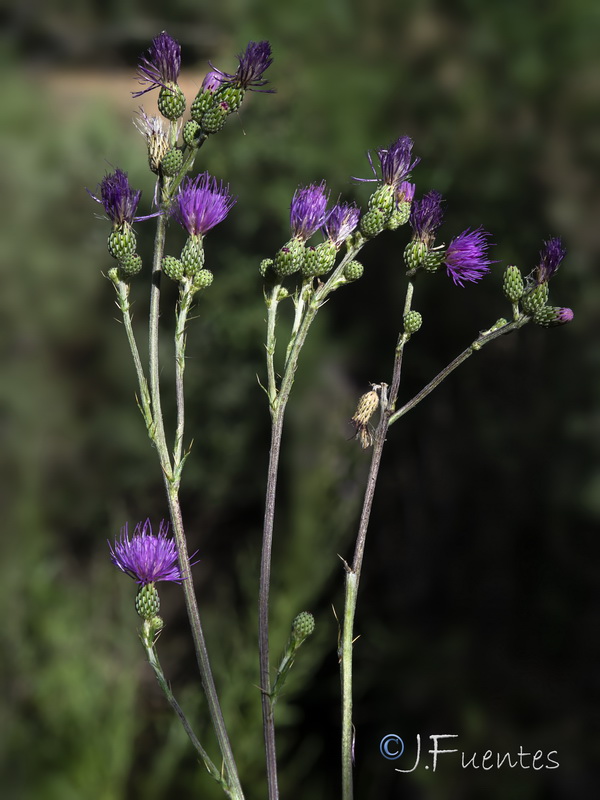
[503, 266, 525, 303]
[158, 84, 186, 121]
[160, 148, 184, 177]
[135, 583, 160, 620]
[181, 237, 205, 276]
[360, 209, 386, 238]
[108, 228, 136, 261]
[522, 283, 549, 315]
[403, 310, 422, 334]
[302, 241, 337, 277]
[404, 240, 427, 271]
[343, 260, 364, 281]
[119, 253, 143, 277]
[368, 184, 394, 217]
[292, 611, 315, 642]
[192, 269, 213, 291]
[162, 255, 184, 282]
[273, 238, 305, 278]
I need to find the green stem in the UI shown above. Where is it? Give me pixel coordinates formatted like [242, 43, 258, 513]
[145, 193, 244, 799]
[259, 243, 364, 800]
[173, 281, 194, 475]
[340, 280, 413, 800]
[166, 488, 245, 800]
[265, 284, 282, 410]
[113, 279, 153, 433]
[148, 190, 174, 480]
[144, 636, 224, 788]
[340, 308, 531, 800]
[389, 316, 530, 426]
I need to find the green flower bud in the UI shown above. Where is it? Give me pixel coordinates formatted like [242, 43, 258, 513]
[217, 85, 245, 112]
[158, 84, 186, 120]
[386, 202, 411, 230]
[423, 249, 443, 272]
[259, 258, 274, 277]
[503, 265, 524, 303]
[108, 228, 136, 261]
[521, 283, 549, 315]
[360, 209, 386, 238]
[192, 269, 213, 291]
[343, 260, 364, 281]
[292, 611, 315, 642]
[403, 240, 427, 270]
[532, 306, 574, 327]
[368, 184, 394, 217]
[302, 241, 337, 277]
[183, 120, 203, 148]
[403, 310, 422, 334]
[181, 236, 205, 276]
[201, 105, 229, 134]
[135, 582, 160, 620]
[119, 253, 143, 277]
[276, 287, 290, 301]
[162, 255, 184, 282]
[160, 147, 184, 177]
[273, 238, 305, 278]
[190, 91, 215, 123]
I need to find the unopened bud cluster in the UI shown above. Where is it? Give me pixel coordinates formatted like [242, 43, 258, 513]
[162, 237, 213, 293]
[108, 227, 143, 278]
[503, 256, 573, 328]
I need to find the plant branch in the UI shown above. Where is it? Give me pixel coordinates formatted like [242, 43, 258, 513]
[259, 242, 364, 800]
[389, 316, 530, 426]
[143, 633, 225, 790]
[340, 280, 414, 800]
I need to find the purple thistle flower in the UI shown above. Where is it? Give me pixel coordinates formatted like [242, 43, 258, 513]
[397, 181, 416, 204]
[536, 237, 566, 284]
[172, 173, 237, 236]
[410, 190, 444, 245]
[211, 41, 274, 92]
[133, 31, 182, 97]
[290, 182, 330, 241]
[88, 168, 148, 226]
[355, 135, 420, 190]
[202, 70, 223, 93]
[323, 202, 360, 247]
[444, 227, 494, 286]
[109, 519, 183, 585]
[556, 307, 574, 323]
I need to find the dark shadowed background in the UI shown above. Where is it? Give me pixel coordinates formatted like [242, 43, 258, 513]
[1, 1, 599, 798]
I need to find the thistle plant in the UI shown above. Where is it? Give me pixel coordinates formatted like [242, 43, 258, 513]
[91, 31, 573, 800]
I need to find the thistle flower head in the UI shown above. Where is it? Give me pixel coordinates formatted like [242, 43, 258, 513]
[444, 227, 494, 286]
[134, 108, 173, 174]
[202, 70, 223, 93]
[409, 190, 444, 245]
[89, 168, 143, 227]
[211, 41, 274, 92]
[172, 173, 237, 236]
[290, 181, 330, 241]
[536, 237, 566, 284]
[109, 519, 183, 585]
[323, 202, 360, 247]
[397, 181, 416, 204]
[133, 31, 182, 97]
[554, 307, 573, 323]
[355, 135, 420, 190]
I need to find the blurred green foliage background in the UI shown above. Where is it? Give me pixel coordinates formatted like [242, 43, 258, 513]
[1, 0, 599, 798]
